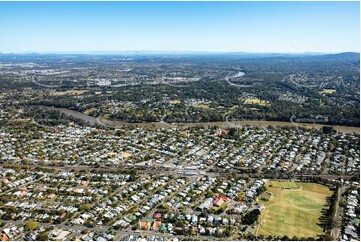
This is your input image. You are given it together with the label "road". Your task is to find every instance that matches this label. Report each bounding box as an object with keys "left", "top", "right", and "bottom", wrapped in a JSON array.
[
  {"left": 0, "top": 174, "right": 46, "bottom": 196},
  {"left": 31, "top": 75, "right": 60, "bottom": 88},
  {"left": 0, "top": 164, "right": 355, "bottom": 181},
  {"left": 0, "top": 218, "right": 221, "bottom": 241},
  {"left": 333, "top": 183, "right": 346, "bottom": 240}
]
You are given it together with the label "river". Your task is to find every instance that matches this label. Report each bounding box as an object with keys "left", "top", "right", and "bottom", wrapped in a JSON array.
[
  {"left": 232, "top": 71, "right": 246, "bottom": 78},
  {"left": 38, "top": 106, "right": 359, "bottom": 134}
]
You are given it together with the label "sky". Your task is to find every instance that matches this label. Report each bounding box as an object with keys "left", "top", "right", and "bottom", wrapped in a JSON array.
[{"left": 0, "top": 1, "right": 359, "bottom": 53}]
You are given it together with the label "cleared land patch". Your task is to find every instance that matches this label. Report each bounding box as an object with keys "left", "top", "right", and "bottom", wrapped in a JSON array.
[
  {"left": 50, "top": 90, "right": 89, "bottom": 96},
  {"left": 319, "top": 89, "right": 336, "bottom": 94},
  {"left": 269, "top": 180, "right": 300, "bottom": 189},
  {"left": 193, "top": 104, "right": 214, "bottom": 109},
  {"left": 244, "top": 97, "right": 269, "bottom": 106},
  {"left": 256, "top": 181, "right": 332, "bottom": 238},
  {"left": 121, "top": 152, "right": 133, "bottom": 158},
  {"left": 169, "top": 100, "right": 181, "bottom": 104}
]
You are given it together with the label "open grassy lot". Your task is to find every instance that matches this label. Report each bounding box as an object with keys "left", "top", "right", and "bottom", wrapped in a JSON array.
[
  {"left": 121, "top": 152, "right": 133, "bottom": 158},
  {"left": 255, "top": 181, "right": 332, "bottom": 238},
  {"left": 50, "top": 90, "right": 89, "bottom": 96},
  {"left": 259, "top": 191, "right": 272, "bottom": 201},
  {"left": 211, "top": 201, "right": 227, "bottom": 212},
  {"left": 169, "top": 100, "right": 181, "bottom": 104},
  {"left": 269, "top": 180, "right": 300, "bottom": 189},
  {"left": 319, "top": 89, "right": 336, "bottom": 94},
  {"left": 244, "top": 97, "right": 269, "bottom": 106},
  {"left": 193, "top": 104, "right": 213, "bottom": 109}
]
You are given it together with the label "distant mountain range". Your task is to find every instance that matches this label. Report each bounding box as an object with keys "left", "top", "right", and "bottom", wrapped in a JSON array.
[
  {"left": 301, "top": 52, "right": 360, "bottom": 61},
  {"left": 0, "top": 51, "right": 359, "bottom": 62},
  {"left": 0, "top": 50, "right": 359, "bottom": 56}
]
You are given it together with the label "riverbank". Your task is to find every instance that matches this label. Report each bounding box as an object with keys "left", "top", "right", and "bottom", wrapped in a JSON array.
[{"left": 38, "top": 106, "right": 360, "bottom": 134}]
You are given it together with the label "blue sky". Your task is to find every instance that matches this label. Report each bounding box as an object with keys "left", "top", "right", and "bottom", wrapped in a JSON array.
[{"left": 0, "top": 1, "right": 359, "bottom": 53}]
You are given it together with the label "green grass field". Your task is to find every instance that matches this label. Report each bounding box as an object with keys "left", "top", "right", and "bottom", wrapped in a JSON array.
[
  {"left": 211, "top": 201, "right": 227, "bottom": 212},
  {"left": 255, "top": 182, "right": 332, "bottom": 238},
  {"left": 269, "top": 180, "right": 300, "bottom": 189},
  {"left": 244, "top": 97, "right": 270, "bottom": 106},
  {"left": 193, "top": 104, "right": 213, "bottom": 109}
]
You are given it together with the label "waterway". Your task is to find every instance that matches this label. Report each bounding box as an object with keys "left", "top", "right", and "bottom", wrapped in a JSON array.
[
  {"left": 37, "top": 106, "right": 359, "bottom": 134},
  {"left": 232, "top": 71, "right": 246, "bottom": 78}
]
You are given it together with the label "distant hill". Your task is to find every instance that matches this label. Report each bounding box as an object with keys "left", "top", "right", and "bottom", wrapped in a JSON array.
[
  {"left": 294, "top": 52, "right": 360, "bottom": 62},
  {"left": 0, "top": 51, "right": 358, "bottom": 65},
  {"left": 236, "top": 52, "right": 360, "bottom": 63},
  {"left": 0, "top": 50, "right": 358, "bottom": 58},
  {"left": 306, "top": 52, "right": 360, "bottom": 62}
]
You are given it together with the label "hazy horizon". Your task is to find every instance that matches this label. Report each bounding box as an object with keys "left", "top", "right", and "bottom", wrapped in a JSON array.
[{"left": 0, "top": 50, "right": 360, "bottom": 56}]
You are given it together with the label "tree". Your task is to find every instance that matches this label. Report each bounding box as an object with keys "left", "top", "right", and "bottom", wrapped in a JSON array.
[
  {"left": 57, "top": 208, "right": 66, "bottom": 215},
  {"left": 37, "top": 232, "right": 49, "bottom": 241},
  {"left": 129, "top": 169, "right": 138, "bottom": 182},
  {"left": 266, "top": 235, "right": 274, "bottom": 240},
  {"left": 281, "top": 235, "right": 290, "bottom": 241},
  {"left": 224, "top": 228, "right": 231, "bottom": 237},
  {"left": 242, "top": 209, "right": 260, "bottom": 225},
  {"left": 79, "top": 204, "right": 90, "bottom": 212},
  {"left": 237, "top": 193, "right": 245, "bottom": 201},
  {"left": 322, "top": 126, "right": 333, "bottom": 134},
  {"left": 26, "top": 220, "right": 39, "bottom": 231}
]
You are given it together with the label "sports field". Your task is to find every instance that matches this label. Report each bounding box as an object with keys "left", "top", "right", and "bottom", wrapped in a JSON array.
[
  {"left": 255, "top": 181, "right": 332, "bottom": 238},
  {"left": 269, "top": 180, "right": 300, "bottom": 189}
]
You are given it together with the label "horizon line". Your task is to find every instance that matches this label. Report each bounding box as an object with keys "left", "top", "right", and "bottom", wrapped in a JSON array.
[{"left": 1, "top": 50, "right": 360, "bottom": 55}]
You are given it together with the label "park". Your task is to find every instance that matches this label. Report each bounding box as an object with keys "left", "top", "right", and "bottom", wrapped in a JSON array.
[{"left": 255, "top": 181, "right": 332, "bottom": 238}]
